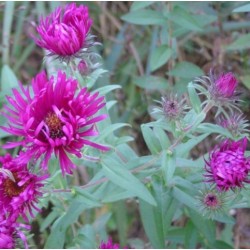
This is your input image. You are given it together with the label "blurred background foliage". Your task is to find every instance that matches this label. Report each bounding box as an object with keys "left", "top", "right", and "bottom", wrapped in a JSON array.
[{"left": 1, "top": 1, "right": 250, "bottom": 248}]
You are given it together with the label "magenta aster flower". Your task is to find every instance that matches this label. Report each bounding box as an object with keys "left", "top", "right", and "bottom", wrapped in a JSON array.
[
  {"left": 34, "top": 3, "right": 93, "bottom": 60},
  {"left": 1, "top": 71, "right": 109, "bottom": 175},
  {"left": 195, "top": 70, "right": 241, "bottom": 111},
  {"left": 204, "top": 137, "right": 250, "bottom": 191},
  {"left": 0, "top": 213, "right": 29, "bottom": 249},
  {"left": 215, "top": 72, "right": 238, "bottom": 98},
  {"left": 0, "top": 154, "right": 48, "bottom": 222},
  {"left": 99, "top": 238, "right": 123, "bottom": 249}
]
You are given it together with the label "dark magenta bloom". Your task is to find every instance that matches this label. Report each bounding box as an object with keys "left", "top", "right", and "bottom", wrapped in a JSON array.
[
  {"left": 34, "top": 3, "right": 92, "bottom": 58},
  {"left": 0, "top": 213, "right": 29, "bottom": 249},
  {"left": 205, "top": 137, "right": 250, "bottom": 191},
  {"left": 1, "top": 71, "right": 109, "bottom": 175},
  {"left": 215, "top": 72, "right": 238, "bottom": 98},
  {"left": 195, "top": 70, "right": 240, "bottom": 110},
  {"left": 99, "top": 238, "right": 123, "bottom": 249},
  {"left": 0, "top": 154, "right": 48, "bottom": 222}
]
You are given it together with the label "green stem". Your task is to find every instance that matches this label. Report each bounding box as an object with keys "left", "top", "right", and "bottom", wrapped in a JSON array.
[
  {"left": 52, "top": 154, "right": 160, "bottom": 193},
  {"left": 169, "top": 101, "right": 214, "bottom": 152}
]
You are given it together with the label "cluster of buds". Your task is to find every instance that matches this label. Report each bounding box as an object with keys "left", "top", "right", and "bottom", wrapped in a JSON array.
[{"left": 152, "top": 68, "right": 249, "bottom": 219}]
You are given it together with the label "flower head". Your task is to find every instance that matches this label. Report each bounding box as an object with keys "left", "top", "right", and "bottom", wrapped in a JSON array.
[
  {"left": 195, "top": 70, "right": 241, "bottom": 111},
  {"left": 0, "top": 213, "right": 29, "bottom": 249},
  {"left": 99, "top": 238, "right": 123, "bottom": 249},
  {"left": 34, "top": 3, "right": 93, "bottom": 60},
  {"left": 197, "top": 187, "right": 228, "bottom": 219},
  {"left": 152, "top": 93, "right": 187, "bottom": 121},
  {"left": 215, "top": 72, "right": 238, "bottom": 98},
  {"left": 217, "top": 112, "right": 249, "bottom": 138},
  {"left": 0, "top": 154, "right": 48, "bottom": 222},
  {"left": 1, "top": 71, "right": 109, "bottom": 175},
  {"left": 204, "top": 137, "right": 250, "bottom": 191}
]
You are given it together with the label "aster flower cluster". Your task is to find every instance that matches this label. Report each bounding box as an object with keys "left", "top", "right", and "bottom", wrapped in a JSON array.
[
  {"left": 194, "top": 71, "right": 250, "bottom": 217},
  {"left": 0, "top": 154, "right": 46, "bottom": 248},
  {"left": 0, "top": 3, "right": 110, "bottom": 248},
  {"left": 151, "top": 70, "right": 250, "bottom": 219}
]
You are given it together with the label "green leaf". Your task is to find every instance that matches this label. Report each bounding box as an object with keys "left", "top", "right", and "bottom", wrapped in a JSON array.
[
  {"left": 96, "top": 123, "right": 130, "bottom": 142},
  {"left": 233, "top": 3, "right": 250, "bottom": 12},
  {"left": 161, "top": 151, "right": 176, "bottom": 185},
  {"left": 102, "top": 159, "right": 156, "bottom": 206},
  {"left": 169, "top": 61, "right": 204, "bottom": 79},
  {"left": 94, "top": 84, "right": 121, "bottom": 96},
  {"left": 1, "top": 65, "right": 19, "bottom": 91},
  {"left": 86, "top": 68, "right": 108, "bottom": 88},
  {"left": 175, "top": 133, "right": 209, "bottom": 157},
  {"left": 12, "top": 1, "right": 29, "bottom": 57},
  {"left": 73, "top": 187, "right": 102, "bottom": 207},
  {"left": 77, "top": 225, "right": 96, "bottom": 249},
  {"left": 212, "top": 240, "right": 234, "bottom": 249},
  {"left": 184, "top": 220, "right": 198, "bottom": 248},
  {"left": 172, "top": 187, "right": 198, "bottom": 211},
  {"left": 187, "top": 81, "right": 202, "bottom": 113},
  {"left": 106, "top": 24, "right": 127, "bottom": 72},
  {"left": 139, "top": 199, "right": 165, "bottom": 248},
  {"left": 130, "top": 1, "right": 154, "bottom": 11},
  {"left": 166, "top": 227, "right": 185, "bottom": 244},
  {"left": 150, "top": 45, "right": 173, "bottom": 72},
  {"left": 106, "top": 100, "right": 117, "bottom": 110},
  {"left": 121, "top": 10, "right": 166, "bottom": 25},
  {"left": 197, "top": 123, "right": 232, "bottom": 138},
  {"left": 14, "top": 43, "right": 36, "bottom": 72},
  {"left": 153, "top": 126, "right": 171, "bottom": 149},
  {"left": 241, "top": 75, "right": 250, "bottom": 90},
  {"left": 114, "top": 201, "right": 128, "bottom": 246},
  {"left": 0, "top": 115, "right": 9, "bottom": 139},
  {"left": 226, "top": 34, "right": 250, "bottom": 51},
  {"left": 93, "top": 212, "right": 112, "bottom": 232},
  {"left": 134, "top": 75, "right": 169, "bottom": 90},
  {"left": 2, "top": 2, "right": 15, "bottom": 64},
  {"left": 188, "top": 209, "right": 216, "bottom": 246},
  {"left": 40, "top": 209, "right": 59, "bottom": 232},
  {"left": 141, "top": 124, "right": 162, "bottom": 154},
  {"left": 166, "top": 6, "right": 202, "bottom": 31},
  {"left": 44, "top": 215, "right": 66, "bottom": 248},
  {"left": 45, "top": 199, "right": 97, "bottom": 248}
]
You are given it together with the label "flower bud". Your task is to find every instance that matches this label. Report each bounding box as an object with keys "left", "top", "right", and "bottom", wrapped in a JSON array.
[{"left": 215, "top": 72, "right": 238, "bottom": 98}]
